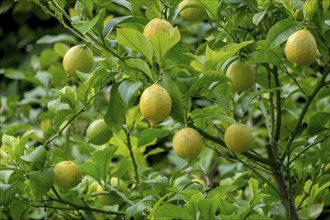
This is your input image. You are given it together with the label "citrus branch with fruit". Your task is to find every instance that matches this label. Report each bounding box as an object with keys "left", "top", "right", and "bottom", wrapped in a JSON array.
[{"left": 1, "top": 1, "right": 329, "bottom": 220}]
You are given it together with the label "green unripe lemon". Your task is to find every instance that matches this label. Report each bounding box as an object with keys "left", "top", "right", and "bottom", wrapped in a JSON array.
[
  {"left": 224, "top": 124, "right": 253, "bottom": 154},
  {"left": 53, "top": 161, "right": 82, "bottom": 189},
  {"left": 86, "top": 119, "right": 113, "bottom": 145},
  {"left": 96, "top": 177, "right": 128, "bottom": 206},
  {"left": 173, "top": 127, "right": 203, "bottom": 161},
  {"left": 280, "top": 109, "right": 298, "bottom": 138},
  {"left": 226, "top": 60, "right": 255, "bottom": 93},
  {"left": 140, "top": 84, "right": 172, "bottom": 126},
  {"left": 143, "top": 18, "right": 173, "bottom": 39},
  {"left": 285, "top": 29, "right": 317, "bottom": 67},
  {"left": 178, "top": 0, "right": 206, "bottom": 21},
  {"left": 63, "top": 45, "right": 93, "bottom": 76}
]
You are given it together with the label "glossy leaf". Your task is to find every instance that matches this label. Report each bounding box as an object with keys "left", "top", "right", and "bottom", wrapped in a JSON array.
[{"left": 29, "top": 168, "right": 54, "bottom": 201}]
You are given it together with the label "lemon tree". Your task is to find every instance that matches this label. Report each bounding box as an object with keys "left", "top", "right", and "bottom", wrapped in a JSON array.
[{"left": 1, "top": 1, "right": 329, "bottom": 220}]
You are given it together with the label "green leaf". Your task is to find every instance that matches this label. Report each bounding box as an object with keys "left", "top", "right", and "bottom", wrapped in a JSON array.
[
  {"left": 198, "top": 0, "right": 219, "bottom": 22},
  {"left": 29, "top": 168, "right": 54, "bottom": 201},
  {"left": 138, "top": 128, "right": 170, "bottom": 147},
  {"left": 192, "top": 108, "right": 238, "bottom": 124},
  {"left": 81, "top": 146, "right": 117, "bottom": 182},
  {"left": 36, "top": 34, "right": 77, "bottom": 44},
  {"left": 248, "top": 177, "right": 258, "bottom": 204},
  {"left": 155, "top": 204, "right": 192, "bottom": 219},
  {"left": 298, "top": 203, "right": 324, "bottom": 219},
  {"left": 307, "top": 112, "right": 330, "bottom": 135},
  {"left": 125, "top": 58, "right": 155, "bottom": 81},
  {"left": 126, "top": 196, "right": 155, "bottom": 219},
  {"left": 198, "top": 198, "right": 218, "bottom": 220},
  {"left": 117, "top": 28, "right": 153, "bottom": 64},
  {"left": 265, "top": 19, "right": 303, "bottom": 48},
  {"left": 105, "top": 84, "right": 125, "bottom": 133},
  {"left": 0, "top": 181, "right": 20, "bottom": 207},
  {"left": 160, "top": 73, "right": 185, "bottom": 123},
  {"left": 207, "top": 185, "right": 236, "bottom": 199},
  {"left": 188, "top": 70, "right": 227, "bottom": 96},
  {"left": 103, "top": 15, "right": 133, "bottom": 37},
  {"left": 78, "top": 0, "right": 93, "bottom": 18},
  {"left": 72, "top": 13, "right": 100, "bottom": 35},
  {"left": 218, "top": 198, "right": 238, "bottom": 215},
  {"left": 303, "top": 0, "right": 318, "bottom": 21},
  {"left": 15, "top": 130, "right": 35, "bottom": 160},
  {"left": 118, "top": 80, "right": 142, "bottom": 107},
  {"left": 148, "top": 192, "right": 174, "bottom": 220},
  {"left": 20, "top": 145, "right": 47, "bottom": 170},
  {"left": 77, "top": 67, "right": 114, "bottom": 104},
  {"left": 150, "top": 27, "right": 181, "bottom": 66},
  {"left": 9, "top": 199, "right": 30, "bottom": 220},
  {"left": 253, "top": 10, "right": 267, "bottom": 25}
]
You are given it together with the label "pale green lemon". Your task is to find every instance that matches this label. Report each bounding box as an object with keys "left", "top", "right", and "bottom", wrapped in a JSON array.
[
  {"left": 224, "top": 124, "right": 253, "bottom": 154},
  {"left": 86, "top": 119, "right": 113, "bottom": 145},
  {"left": 53, "top": 161, "right": 82, "bottom": 189},
  {"left": 226, "top": 60, "right": 255, "bottom": 93},
  {"left": 63, "top": 45, "right": 93, "bottom": 76},
  {"left": 178, "top": 0, "right": 206, "bottom": 21},
  {"left": 143, "top": 18, "right": 173, "bottom": 39}
]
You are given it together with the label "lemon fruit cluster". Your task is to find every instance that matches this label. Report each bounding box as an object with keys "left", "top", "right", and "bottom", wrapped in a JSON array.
[
  {"left": 95, "top": 177, "right": 128, "bottom": 206},
  {"left": 63, "top": 45, "right": 93, "bottom": 77},
  {"left": 140, "top": 84, "right": 172, "bottom": 126},
  {"left": 226, "top": 60, "right": 255, "bottom": 93},
  {"left": 53, "top": 161, "right": 82, "bottom": 189},
  {"left": 178, "top": 0, "right": 206, "bottom": 21},
  {"left": 224, "top": 124, "right": 253, "bottom": 154},
  {"left": 173, "top": 127, "right": 203, "bottom": 161},
  {"left": 285, "top": 29, "right": 317, "bottom": 67},
  {"left": 143, "top": 18, "right": 173, "bottom": 39},
  {"left": 86, "top": 119, "right": 113, "bottom": 145}
]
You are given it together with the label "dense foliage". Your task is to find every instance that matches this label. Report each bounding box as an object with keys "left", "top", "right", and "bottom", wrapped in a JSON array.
[{"left": 1, "top": 0, "right": 329, "bottom": 219}]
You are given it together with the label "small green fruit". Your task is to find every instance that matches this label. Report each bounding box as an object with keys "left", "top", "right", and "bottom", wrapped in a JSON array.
[
  {"left": 86, "top": 119, "right": 113, "bottom": 145},
  {"left": 63, "top": 45, "right": 93, "bottom": 76},
  {"left": 226, "top": 60, "right": 255, "bottom": 93},
  {"left": 53, "top": 161, "right": 82, "bottom": 189},
  {"left": 178, "top": 0, "right": 206, "bottom": 21}
]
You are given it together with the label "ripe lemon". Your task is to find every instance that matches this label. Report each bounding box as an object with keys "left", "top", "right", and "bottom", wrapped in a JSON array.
[
  {"left": 95, "top": 177, "right": 128, "bottom": 206},
  {"left": 226, "top": 60, "right": 255, "bottom": 93},
  {"left": 172, "top": 127, "right": 203, "bottom": 161},
  {"left": 285, "top": 29, "right": 317, "bottom": 67},
  {"left": 86, "top": 119, "right": 113, "bottom": 145},
  {"left": 178, "top": 0, "right": 206, "bottom": 21},
  {"left": 62, "top": 44, "right": 93, "bottom": 76},
  {"left": 224, "top": 124, "right": 253, "bottom": 154},
  {"left": 139, "top": 84, "right": 172, "bottom": 126},
  {"left": 143, "top": 18, "right": 173, "bottom": 39},
  {"left": 53, "top": 161, "right": 82, "bottom": 189}
]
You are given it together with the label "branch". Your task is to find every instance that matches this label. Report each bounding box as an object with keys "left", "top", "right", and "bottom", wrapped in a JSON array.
[{"left": 188, "top": 122, "right": 271, "bottom": 165}]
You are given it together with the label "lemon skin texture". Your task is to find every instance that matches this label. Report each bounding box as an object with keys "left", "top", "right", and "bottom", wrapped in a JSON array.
[
  {"left": 143, "top": 18, "right": 173, "bottom": 39},
  {"left": 63, "top": 45, "right": 93, "bottom": 76},
  {"left": 173, "top": 127, "right": 203, "bottom": 161},
  {"left": 285, "top": 29, "right": 317, "bottom": 67},
  {"left": 53, "top": 161, "right": 82, "bottom": 189},
  {"left": 178, "top": 0, "right": 206, "bottom": 21},
  {"left": 96, "top": 177, "right": 128, "bottom": 206},
  {"left": 224, "top": 124, "right": 253, "bottom": 154},
  {"left": 86, "top": 119, "right": 113, "bottom": 145},
  {"left": 226, "top": 60, "right": 255, "bottom": 93},
  {"left": 139, "top": 84, "right": 172, "bottom": 126}
]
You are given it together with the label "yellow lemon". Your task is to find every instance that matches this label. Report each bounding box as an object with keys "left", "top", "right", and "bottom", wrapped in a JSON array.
[
  {"left": 143, "top": 18, "right": 173, "bottom": 39},
  {"left": 86, "top": 119, "right": 113, "bottom": 145},
  {"left": 62, "top": 45, "right": 93, "bottom": 76},
  {"left": 226, "top": 60, "right": 255, "bottom": 93},
  {"left": 139, "top": 84, "right": 172, "bottom": 126},
  {"left": 173, "top": 127, "right": 203, "bottom": 161},
  {"left": 178, "top": 0, "right": 206, "bottom": 21},
  {"left": 53, "top": 161, "right": 82, "bottom": 189},
  {"left": 285, "top": 29, "right": 317, "bottom": 67},
  {"left": 224, "top": 124, "right": 253, "bottom": 154}
]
